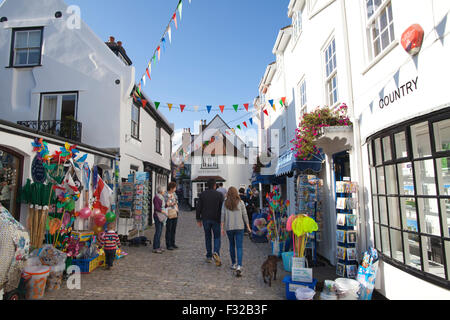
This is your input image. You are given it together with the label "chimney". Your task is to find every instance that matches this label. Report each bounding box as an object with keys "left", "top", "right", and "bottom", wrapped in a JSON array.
[
  {"left": 109, "top": 36, "right": 115, "bottom": 43},
  {"left": 182, "top": 128, "right": 192, "bottom": 151}
]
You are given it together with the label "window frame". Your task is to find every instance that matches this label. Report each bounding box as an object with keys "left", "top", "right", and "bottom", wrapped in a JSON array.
[
  {"left": 292, "top": 10, "right": 303, "bottom": 40},
  {"left": 155, "top": 123, "right": 162, "bottom": 155},
  {"left": 39, "top": 92, "right": 79, "bottom": 122},
  {"left": 323, "top": 37, "right": 339, "bottom": 107},
  {"left": 365, "top": 0, "right": 395, "bottom": 61},
  {"left": 368, "top": 107, "right": 450, "bottom": 289},
  {"left": 299, "top": 78, "right": 307, "bottom": 116},
  {"left": 201, "top": 156, "right": 218, "bottom": 170},
  {"left": 131, "top": 103, "right": 140, "bottom": 140},
  {"left": 10, "top": 27, "right": 44, "bottom": 68}
]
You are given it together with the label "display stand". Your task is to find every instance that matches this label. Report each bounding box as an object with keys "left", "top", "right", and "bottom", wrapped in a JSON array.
[
  {"left": 133, "top": 172, "right": 150, "bottom": 236},
  {"left": 296, "top": 175, "right": 323, "bottom": 266},
  {"left": 117, "top": 181, "right": 134, "bottom": 237},
  {"left": 335, "top": 180, "right": 358, "bottom": 278}
]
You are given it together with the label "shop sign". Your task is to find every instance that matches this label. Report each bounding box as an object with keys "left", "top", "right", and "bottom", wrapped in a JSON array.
[
  {"left": 379, "top": 76, "right": 418, "bottom": 109},
  {"left": 31, "top": 155, "right": 46, "bottom": 183}
]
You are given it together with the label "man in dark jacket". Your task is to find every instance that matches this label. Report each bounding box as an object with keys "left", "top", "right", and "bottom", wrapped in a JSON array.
[{"left": 196, "top": 179, "right": 224, "bottom": 266}]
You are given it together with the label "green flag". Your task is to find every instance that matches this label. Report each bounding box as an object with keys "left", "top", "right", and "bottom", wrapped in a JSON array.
[
  {"left": 155, "top": 102, "right": 160, "bottom": 110},
  {"left": 233, "top": 104, "right": 239, "bottom": 112},
  {"left": 237, "top": 125, "right": 241, "bottom": 130}
]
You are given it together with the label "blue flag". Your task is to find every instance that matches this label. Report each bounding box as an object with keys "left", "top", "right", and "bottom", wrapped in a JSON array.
[{"left": 206, "top": 105, "right": 212, "bottom": 113}]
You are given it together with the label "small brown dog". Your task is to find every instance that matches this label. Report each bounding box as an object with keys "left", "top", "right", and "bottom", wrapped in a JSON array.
[{"left": 261, "top": 255, "right": 278, "bottom": 287}]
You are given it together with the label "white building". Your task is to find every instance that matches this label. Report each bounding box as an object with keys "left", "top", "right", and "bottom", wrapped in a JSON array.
[
  {"left": 257, "top": 0, "right": 450, "bottom": 299},
  {"left": 0, "top": 0, "right": 173, "bottom": 224},
  {"left": 176, "top": 116, "right": 256, "bottom": 208}
]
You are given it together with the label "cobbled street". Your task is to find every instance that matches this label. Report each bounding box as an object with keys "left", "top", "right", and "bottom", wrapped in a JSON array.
[{"left": 45, "top": 210, "right": 293, "bottom": 300}]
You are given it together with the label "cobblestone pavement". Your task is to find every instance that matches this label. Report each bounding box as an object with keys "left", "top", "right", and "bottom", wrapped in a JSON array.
[{"left": 44, "top": 210, "right": 337, "bottom": 300}]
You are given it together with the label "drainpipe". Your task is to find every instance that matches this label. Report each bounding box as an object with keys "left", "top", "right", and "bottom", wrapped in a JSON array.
[{"left": 340, "top": 0, "right": 369, "bottom": 253}]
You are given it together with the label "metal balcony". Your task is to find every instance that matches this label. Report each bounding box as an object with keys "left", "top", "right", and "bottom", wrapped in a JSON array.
[{"left": 17, "top": 120, "right": 82, "bottom": 142}]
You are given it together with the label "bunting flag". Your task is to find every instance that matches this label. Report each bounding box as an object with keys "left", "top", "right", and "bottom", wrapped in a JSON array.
[
  {"left": 167, "top": 26, "right": 172, "bottom": 43},
  {"left": 178, "top": 0, "right": 183, "bottom": 20},
  {"left": 173, "top": 13, "right": 178, "bottom": 29},
  {"left": 142, "top": 75, "right": 146, "bottom": 86},
  {"left": 155, "top": 102, "right": 160, "bottom": 110},
  {"left": 249, "top": 118, "right": 253, "bottom": 125},
  {"left": 263, "top": 109, "right": 269, "bottom": 116},
  {"left": 243, "top": 122, "right": 248, "bottom": 128},
  {"left": 161, "top": 37, "right": 166, "bottom": 52},
  {"left": 194, "top": 105, "right": 199, "bottom": 112},
  {"left": 281, "top": 97, "right": 286, "bottom": 106},
  {"left": 244, "top": 103, "right": 249, "bottom": 111},
  {"left": 207, "top": 105, "right": 212, "bottom": 113},
  {"left": 237, "top": 125, "right": 241, "bottom": 130},
  {"left": 146, "top": 68, "right": 151, "bottom": 80},
  {"left": 233, "top": 104, "right": 239, "bottom": 112},
  {"left": 219, "top": 105, "right": 225, "bottom": 113},
  {"left": 157, "top": 46, "right": 161, "bottom": 60},
  {"left": 180, "top": 104, "right": 186, "bottom": 112},
  {"left": 168, "top": 103, "right": 173, "bottom": 111}
]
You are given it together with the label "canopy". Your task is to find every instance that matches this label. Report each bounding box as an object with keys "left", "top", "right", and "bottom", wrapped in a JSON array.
[
  {"left": 251, "top": 173, "right": 285, "bottom": 186},
  {"left": 275, "top": 149, "right": 325, "bottom": 177}
]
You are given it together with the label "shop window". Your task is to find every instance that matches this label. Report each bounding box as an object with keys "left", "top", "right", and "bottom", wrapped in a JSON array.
[
  {"left": 368, "top": 108, "right": 450, "bottom": 287},
  {"left": 366, "top": 0, "right": 395, "bottom": 60},
  {"left": 0, "top": 148, "right": 22, "bottom": 220},
  {"left": 10, "top": 27, "right": 43, "bottom": 67}
]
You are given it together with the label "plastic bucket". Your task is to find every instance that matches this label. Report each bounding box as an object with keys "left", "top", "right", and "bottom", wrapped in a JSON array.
[
  {"left": 335, "top": 278, "right": 360, "bottom": 300},
  {"left": 46, "top": 262, "right": 66, "bottom": 292},
  {"left": 295, "top": 287, "right": 316, "bottom": 300},
  {"left": 320, "top": 291, "right": 338, "bottom": 300},
  {"left": 23, "top": 266, "right": 50, "bottom": 300},
  {"left": 282, "top": 251, "right": 294, "bottom": 272}
]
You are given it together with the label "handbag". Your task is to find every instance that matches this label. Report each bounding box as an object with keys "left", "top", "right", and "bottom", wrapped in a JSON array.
[
  {"left": 167, "top": 208, "right": 178, "bottom": 219},
  {"left": 156, "top": 210, "right": 168, "bottom": 223}
]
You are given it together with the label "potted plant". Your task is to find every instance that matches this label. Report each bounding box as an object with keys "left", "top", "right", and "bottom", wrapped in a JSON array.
[{"left": 290, "top": 104, "right": 352, "bottom": 160}]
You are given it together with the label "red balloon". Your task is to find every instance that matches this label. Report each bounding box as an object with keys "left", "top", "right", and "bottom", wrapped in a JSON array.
[
  {"left": 94, "top": 214, "right": 106, "bottom": 227},
  {"left": 79, "top": 207, "right": 92, "bottom": 219}
]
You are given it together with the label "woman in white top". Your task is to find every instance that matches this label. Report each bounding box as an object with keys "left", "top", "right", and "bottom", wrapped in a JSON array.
[{"left": 221, "top": 187, "right": 252, "bottom": 276}]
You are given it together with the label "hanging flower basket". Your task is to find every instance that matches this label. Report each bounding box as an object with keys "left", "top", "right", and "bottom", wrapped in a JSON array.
[{"left": 290, "top": 104, "right": 352, "bottom": 160}]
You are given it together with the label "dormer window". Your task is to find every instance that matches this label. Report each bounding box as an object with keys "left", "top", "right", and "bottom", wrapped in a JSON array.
[{"left": 10, "top": 27, "right": 43, "bottom": 67}]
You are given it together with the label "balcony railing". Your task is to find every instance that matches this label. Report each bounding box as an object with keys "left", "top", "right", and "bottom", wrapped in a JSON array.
[{"left": 17, "top": 120, "right": 82, "bottom": 142}]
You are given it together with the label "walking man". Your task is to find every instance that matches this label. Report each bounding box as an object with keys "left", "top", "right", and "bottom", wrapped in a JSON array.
[
  {"left": 216, "top": 183, "right": 228, "bottom": 199},
  {"left": 196, "top": 179, "right": 224, "bottom": 266}
]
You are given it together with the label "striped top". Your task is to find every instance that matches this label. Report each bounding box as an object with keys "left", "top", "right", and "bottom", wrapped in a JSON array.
[{"left": 100, "top": 231, "right": 121, "bottom": 251}]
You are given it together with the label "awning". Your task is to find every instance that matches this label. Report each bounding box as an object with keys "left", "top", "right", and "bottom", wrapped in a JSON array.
[
  {"left": 251, "top": 173, "right": 285, "bottom": 186},
  {"left": 275, "top": 149, "right": 325, "bottom": 176},
  {"left": 192, "top": 176, "right": 226, "bottom": 183}
]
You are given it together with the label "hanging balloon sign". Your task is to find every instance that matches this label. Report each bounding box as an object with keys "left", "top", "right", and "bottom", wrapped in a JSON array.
[{"left": 401, "top": 24, "right": 424, "bottom": 56}]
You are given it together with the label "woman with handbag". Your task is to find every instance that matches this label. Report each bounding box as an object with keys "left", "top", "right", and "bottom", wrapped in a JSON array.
[
  {"left": 165, "top": 182, "right": 179, "bottom": 250},
  {"left": 153, "top": 186, "right": 168, "bottom": 254}
]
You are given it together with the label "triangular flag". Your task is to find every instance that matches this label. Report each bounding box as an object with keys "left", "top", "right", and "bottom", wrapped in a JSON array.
[
  {"left": 194, "top": 105, "right": 199, "bottom": 112},
  {"left": 281, "top": 97, "right": 286, "bottom": 106},
  {"left": 233, "top": 104, "right": 239, "bottom": 112},
  {"left": 231, "top": 128, "right": 236, "bottom": 134},
  {"left": 168, "top": 103, "right": 173, "bottom": 111},
  {"left": 269, "top": 99, "right": 274, "bottom": 107},
  {"left": 180, "top": 104, "right": 186, "bottom": 112},
  {"left": 207, "top": 105, "right": 212, "bottom": 113},
  {"left": 249, "top": 118, "right": 253, "bottom": 125},
  {"left": 173, "top": 13, "right": 178, "bottom": 29},
  {"left": 219, "top": 105, "right": 225, "bottom": 113},
  {"left": 237, "top": 125, "right": 241, "bottom": 130},
  {"left": 167, "top": 26, "right": 172, "bottom": 43},
  {"left": 146, "top": 68, "right": 151, "bottom": 80},
  {"left": 161, "top": 38, "right": 166, "bottom": 52},
  {"left": 155, "top": 102, "right": 160, "bottom": 110},
  {"left": 142, "top": 99, "right": 148, "bottom": 108},
  {"left": 178, "top": 0, "right": 183, "bottom": 20},
  {"left": 142, "top": 75, "right": 146, "bottom": 86},
  {"left": 243, "top": 122, "right": 248, "bottom": 128},
  {"left": 244, "top": 103, "right": 249, "bottom": 111},
  {"left": 272, "top": 103, "right": 276, "bottom": 111},
  {"left": 153, "top": 55, "right": 156, "bottom": 63},
  {"left": 137, "top": 83, "right": 142, "bottom": 96},
  {"left": 157, "top": 46, "right": 161, "bottom": 60},
  {"left": 263, "top": 109, "right": 269, "bottom": 116}
]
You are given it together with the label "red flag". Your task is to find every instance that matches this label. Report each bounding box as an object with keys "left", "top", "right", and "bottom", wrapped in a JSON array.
[
  {"left": 180, "top": 104, "right": 186, "bottom": 112},
  {"left": 219, "top": 105, "right": 225, "bottom": 113},
  {"left": 281, "top": 97, "right": 286, "bottom": 105},
  {"left": 244, "top": 103, "right": 249, "bottom": 111},
  {"left": 142, "top": 99, "right": 148, "bottom": 108},
  {"left": 173, "top": 13, "right": 178, "bottom": 29},
  {"left": 146, "top": 68, "right": 151, "bottom": 80},
  {"left": 263, "top": 109, "right": 269, "bottom": 116},
  {"left": 243, "top": 122, "right": 248, "bottom": 128}
]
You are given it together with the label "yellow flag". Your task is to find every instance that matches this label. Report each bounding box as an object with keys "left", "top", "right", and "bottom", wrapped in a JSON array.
[{"left": 168, "top": 103, "right": 173, "bottom": 111}]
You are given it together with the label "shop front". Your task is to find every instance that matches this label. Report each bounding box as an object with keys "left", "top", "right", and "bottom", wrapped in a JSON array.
[{"left": 0, "top": 147, "right": 23, "bottom": 221}]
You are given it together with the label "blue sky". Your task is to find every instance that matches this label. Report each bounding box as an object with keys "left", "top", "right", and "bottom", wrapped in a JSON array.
[{"left": 67, "top": 0, "right": 291, "bottom": 146}]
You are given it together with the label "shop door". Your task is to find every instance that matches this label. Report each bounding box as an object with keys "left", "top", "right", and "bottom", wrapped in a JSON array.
[{"left": 0, "top": 147, "right": 23, "bottom": 220}]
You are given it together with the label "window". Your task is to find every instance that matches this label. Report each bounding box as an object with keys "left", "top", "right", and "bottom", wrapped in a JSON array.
[
  {"left": 366, "top": 0, "right": 395, "bottom": 60},
  {"left": 281, "top": 127, "right": 287, "bottom": 146},
  {"left": 40, "top": 93, "right": 78, "bottom": 122},
  {"left": 299, "top": 79, "right": 307, "bottom": 116},
  {"left": 276, "top": 54, "right": 284, "bottom": 76},
  {"left": 293, "top": 11, "right": 302, "bottom": 39},
  {"left": 368, "top": 108, "right": 450, "bottom": 288},
  {"left": 324, "top": 38, "right": 338, "bottom": 106},
  {"left": 10, "top": 27, "right": 43, "bottom": 67},
  {"left": 131, "top": 104, "right": 140, "bottom": 139},
  {"left": 201, "top": 156, "right": 218, "bottom": 169},
  {"left": 156, "top": 124, "right": 161, "bottom": 154}
]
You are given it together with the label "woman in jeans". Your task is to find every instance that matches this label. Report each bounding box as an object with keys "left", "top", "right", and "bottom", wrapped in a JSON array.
[
  {"left": 221, "top": 187, "right": 252, "bottom": 276},
  {"left": 164, "top": 182, "right": 179, "bottom": 250},
  {"left": 152, "top": 186, "right": 167, "bottom": 254}
]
